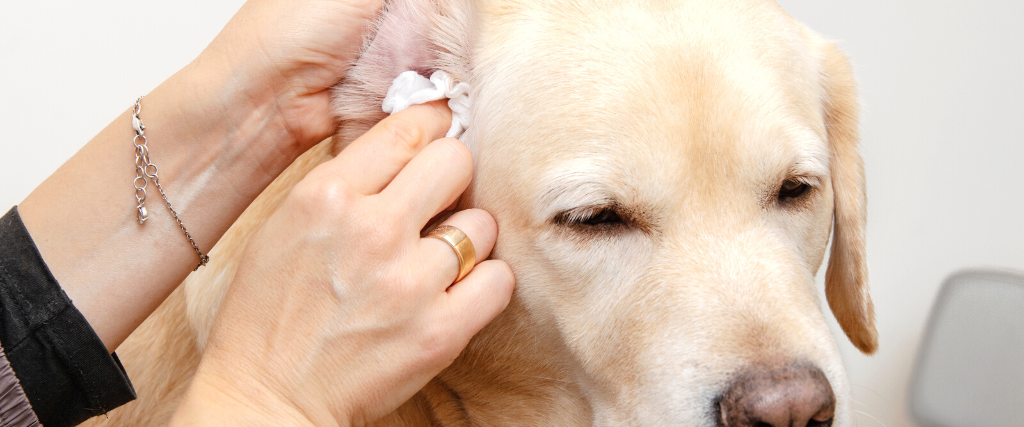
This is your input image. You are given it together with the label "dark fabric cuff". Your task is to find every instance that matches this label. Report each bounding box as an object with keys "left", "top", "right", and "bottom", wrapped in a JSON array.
[
  {"left": 0, "top": 207, "right": 136, "bottom": 426},
  {"left": 0, "top": 344, "right": 40, "bottom": 427}
]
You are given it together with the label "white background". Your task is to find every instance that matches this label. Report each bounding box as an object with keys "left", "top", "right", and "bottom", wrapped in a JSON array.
[{"left": 2, "top": 2, "right": 1022, "bottom": 426}]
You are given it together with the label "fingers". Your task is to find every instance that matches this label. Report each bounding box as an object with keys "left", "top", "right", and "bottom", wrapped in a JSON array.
[
  {"left": 443, "top": 260, "right": 515, "bottom": 341},
  {"left": 330, "top": 101, "right": 453, "bottom": 195},
  {"left": 381, "top": 137, "right": 473, "bottom": 227},
  {"left": 420, "top": 209, "right": 497, "bottom": 288}
]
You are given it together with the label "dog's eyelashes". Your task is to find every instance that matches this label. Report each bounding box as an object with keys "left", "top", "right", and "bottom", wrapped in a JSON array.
[
  {"left": 777, "top": 179, "right": 811, "bottom": 201},
  {"left": 554, "top": 206, "right": 627, "bottom": 230},
  {"left": 579, "top": 208, "right": 622, "bottom": 225}
]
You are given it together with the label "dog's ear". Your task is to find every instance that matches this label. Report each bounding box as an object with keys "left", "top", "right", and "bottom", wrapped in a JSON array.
[
  {"left": 821, "top": 43, "right": 877, "bottom": 354},
  {"left": 331, "top": 0, "right": 472, "bottom": 153}
]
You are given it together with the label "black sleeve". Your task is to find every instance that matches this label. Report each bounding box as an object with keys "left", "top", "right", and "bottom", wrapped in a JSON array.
[{"left": 0, "top": 207, "right": 136, "bottom": 426}]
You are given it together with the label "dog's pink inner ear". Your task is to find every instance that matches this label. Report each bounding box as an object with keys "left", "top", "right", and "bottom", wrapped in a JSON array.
[
  {"left": 366, "top": 0, "right": 442, "bottom": 75},
  {"left": 330, "top": 0, "right": 447, "bottom": 152}
]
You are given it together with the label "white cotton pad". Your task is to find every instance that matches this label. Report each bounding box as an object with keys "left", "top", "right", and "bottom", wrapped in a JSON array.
[{"left": 382, "top": 70, "right": 471, "bottom": 139}]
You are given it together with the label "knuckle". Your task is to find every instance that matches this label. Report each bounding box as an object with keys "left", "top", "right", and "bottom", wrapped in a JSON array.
[
  {"left": 290, "top": 175, "right": 353, "bottom": 217},
  {"left": 420, "top": 324, "right": 460, "bottom": 365},
  {"left": 380, "top": 117, "right": 427, "bottom": 155}
]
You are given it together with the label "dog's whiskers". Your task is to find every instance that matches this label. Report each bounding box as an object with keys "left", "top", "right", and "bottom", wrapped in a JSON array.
[
  {"left": 851, "top": 384, "right": 887, "bottom": 401},
  {"left": 851, "top": 409, "right": 887, "bottom": 427}
]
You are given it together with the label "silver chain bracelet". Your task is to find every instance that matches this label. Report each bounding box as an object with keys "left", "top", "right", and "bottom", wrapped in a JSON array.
[{"left": 132, "top": 96, "right": 209, "bottom": 271}]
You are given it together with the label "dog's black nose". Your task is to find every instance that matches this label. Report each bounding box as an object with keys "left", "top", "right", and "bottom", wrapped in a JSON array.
[{"left": 717, "top": 362, "right": 835, "bottom": 427}]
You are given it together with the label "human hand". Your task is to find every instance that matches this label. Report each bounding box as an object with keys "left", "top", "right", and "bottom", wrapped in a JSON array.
[
  {"left": 168, "top": 101, "right": 515, "bottom": 427},
  {"left": 142, "top": 0, "right": 390, "bottom": 196},
  {"left": 193, "top": 0, "right": 384, "bottom": 150}
]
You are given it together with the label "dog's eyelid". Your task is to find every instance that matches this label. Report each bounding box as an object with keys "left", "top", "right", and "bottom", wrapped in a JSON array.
[
  {"left": 553, "top": 204, "right": 621, "bottom": 224},
  {"left": 787, "top": 175, "right": 821, "bottom": 188},
  {"left": 553, "top": 202, "right": 654, "bottom": 233}
]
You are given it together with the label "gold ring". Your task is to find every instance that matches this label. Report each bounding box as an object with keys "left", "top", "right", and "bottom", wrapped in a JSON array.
[{"left": 426, "top": 225, "right": 476, "bottom": 283}]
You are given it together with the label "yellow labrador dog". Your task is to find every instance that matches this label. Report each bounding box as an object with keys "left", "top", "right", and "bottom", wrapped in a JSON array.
[{"left": 86, "top": 0, "right": 876, "bottom": 425}]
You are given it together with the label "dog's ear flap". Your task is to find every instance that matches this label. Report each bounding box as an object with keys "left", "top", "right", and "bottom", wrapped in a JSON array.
[
  {"left": 821, "top": 43, "right": 878, "bottom": 355},
  {"left": 331, "top": 0, "right": 472, "bottom": 153}
]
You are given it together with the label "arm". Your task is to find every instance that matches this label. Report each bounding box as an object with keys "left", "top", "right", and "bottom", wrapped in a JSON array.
[
  {"left": 17, "top": 2, "right": 516, "bottom": 424},
  {"left": 18, "top": 0, "right": 384, "bottom": 352}
]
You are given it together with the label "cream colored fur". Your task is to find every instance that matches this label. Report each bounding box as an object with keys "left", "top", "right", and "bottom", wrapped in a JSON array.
[{"left": 83, "top": 0, "right": 874, "bottom": 425}]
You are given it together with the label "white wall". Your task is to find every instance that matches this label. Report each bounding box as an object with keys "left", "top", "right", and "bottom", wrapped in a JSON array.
[
  {"left": 2, "top": 2, "right": 1022, "bottom": 427},
  {"left": 0, "top": 1, "right": 245, "bottom": 206}
]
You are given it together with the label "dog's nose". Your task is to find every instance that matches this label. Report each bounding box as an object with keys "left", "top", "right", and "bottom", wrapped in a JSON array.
[{"left": 717, "top": 363, "right": 836, "bottom": 427}]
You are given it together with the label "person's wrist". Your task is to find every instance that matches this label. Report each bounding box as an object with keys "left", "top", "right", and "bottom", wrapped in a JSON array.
[
  {"left": 173, "top": 360, "right": 340, "bottom": 427},
  {"left": 144, "top": 55, "right": 305, "bottom": 197}
]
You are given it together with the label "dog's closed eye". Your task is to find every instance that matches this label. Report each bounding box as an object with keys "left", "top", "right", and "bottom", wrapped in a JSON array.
[
  {"left": 554, "top": 205, "right": 629, "bottom": 233},
  {"left": 576, "top": 208, "right": 623, "bottom": 226}
]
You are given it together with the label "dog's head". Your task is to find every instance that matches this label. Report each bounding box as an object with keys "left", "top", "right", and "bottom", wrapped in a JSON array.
[{"left": 332, "top": 0, "right": 875, "bottom": 425}]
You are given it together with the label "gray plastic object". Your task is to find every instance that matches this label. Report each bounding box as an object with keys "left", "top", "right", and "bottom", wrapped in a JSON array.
[{"left": 909, "top": 269, "right": 1024, "bottom": 427}]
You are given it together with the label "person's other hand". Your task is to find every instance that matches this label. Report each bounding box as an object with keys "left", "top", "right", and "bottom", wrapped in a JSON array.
[
  {"left": 169, "top": 101, "right": 515, "bottom": 426},
  {"left": 197, "top": 0, "right": 384, "bottom": 147},
  {"left": 161, "top": 0, "right": 388, "bottom": 189}
]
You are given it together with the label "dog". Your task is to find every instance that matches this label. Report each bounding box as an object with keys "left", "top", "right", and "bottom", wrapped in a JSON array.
[{"left": 83, "top": 0, "right": 875, "bottom": 425}]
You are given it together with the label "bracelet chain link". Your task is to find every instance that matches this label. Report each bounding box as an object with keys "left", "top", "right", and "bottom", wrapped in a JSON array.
[{"left": 132, "top": 96, "right": 209, "bottom": 271}]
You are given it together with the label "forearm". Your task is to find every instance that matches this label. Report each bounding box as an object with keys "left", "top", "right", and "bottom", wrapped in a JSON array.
[{"left": 18, "top": 59, "right": 307, "bottom": 352}]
